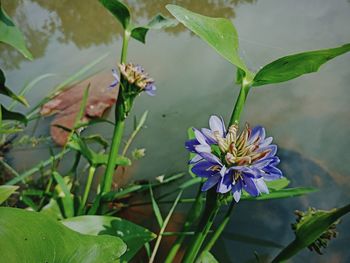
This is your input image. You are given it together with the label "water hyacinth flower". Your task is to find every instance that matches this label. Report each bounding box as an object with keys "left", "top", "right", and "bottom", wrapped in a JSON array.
[
  {"left": 118, "top": 63, "right": 156, "bottom": 96},
  {"left": 186, "top": 115, "right": 283, "bottom": 202}
]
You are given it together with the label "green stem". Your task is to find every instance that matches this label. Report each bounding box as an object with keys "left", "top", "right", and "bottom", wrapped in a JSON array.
[
  {"left": 271, "top": 239, "right": 299, "bottom": 263},
  {"left": 164, "top": 185, "right": 204, "bottom": 263},
  {"left": 80, "top": 165, "right": 96, "bottom": 214},
  {"left": 100, "top": 29, "right": 130, "bottom": 195},
  {"left": 229, "top": 82, "right": 251, "bottom": 126},
  {"left": 182, "top": 189, "right": 220, "bottom": 263},
  {"left": 149, "top": 190, "right": 183, "bottom": 263},
  {"left": 101, "top": 116, "right": 125, "bottom": 193},
  {"left": 203, "top": 201, "right": 235, "bottom": 252}
]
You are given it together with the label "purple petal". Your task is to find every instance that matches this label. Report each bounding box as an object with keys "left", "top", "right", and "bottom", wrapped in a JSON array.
[
  {"left": 242, "top": 176, "right": 259, "bottom": 197},
  {"left": 191, "top": 161, "right": 218, "bottom": 178},
  {"left": 194, "top": 129, "right": 208, "bottom": 146},
  {"left": 185, "top": 139, "right": 198, "bottom": 152},
  {"left": 209, "top": 115, "right": 226, "bottom": 137},
  {"left": 145, "top": 83, "right": 156, "bottom": 96},
  {"left": 255, "top": 178, "right": 269, "bottom": 194},
  {"left": 231, "top": 181, "right": 242, "bottom": 202},
  {"left": 201, "top": 128, "right": 216, "bottom": 144},
  {"left": 194, "top": 144, "right": 212, "bottom": 154},
  {"left": 189, "top": 154, "right": 203, "bottom": 164},
  {"left": 199, "top": 152, "right": 222, "bottom": 165},
  {"left": 202, "top": 174, "right": 221, "bottom": 191},
  {"left": 217, "top": 169, "right": 232, "bottom": 193}
]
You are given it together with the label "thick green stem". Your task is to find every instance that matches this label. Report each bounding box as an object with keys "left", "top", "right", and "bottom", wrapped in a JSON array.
[
  {"left": 100, "top": 30, "right": 130, "bottom": 194},
  {"left": 80, "top": 165, "right": 96, "bottom": 213},
  {"left": 182, "top": 189, "right": 220, "bottom": 263},
  {"left": 101, "top": 116, "right": 125, "bottom": 193},
  {"left": 229, "top": 82, "right": 251, "bottom": 126},
  {"left": 203, "top": 201, "right": 235, "bottom": 252}
]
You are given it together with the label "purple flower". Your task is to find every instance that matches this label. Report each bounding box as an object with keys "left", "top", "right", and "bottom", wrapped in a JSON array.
[
  {"left": 118, "top": 63, "right": 156, "bottom": 96},
  {"left": 186, "top": 115, "right": 283, "bottom": 202},
  {"left": 109, "top": 68, "right": 120, "bottom": 88}
]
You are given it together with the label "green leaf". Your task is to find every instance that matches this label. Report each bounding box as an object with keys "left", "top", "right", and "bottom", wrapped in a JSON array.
[
  {"left": 242, "top": 187, "right": 317, "bottom": 201},
  {"left": 196, "top": 251, "right": 218, "bottom": 263},
  {"left": 0, "top": 207, "right": 126, "bottom": 262},
  {"left": 131, "top": 14, "right": 177, "bottom": 43},
  {"left": 0, "top": 104, "right": 27, "bottom": 124},
  {"left": 62, "top": 215, "right": 156, "bottom": 262},
  {"left": 266, "top": 177, "right": 290, "bottom": 191},
  {"left": 99, "top": 0, "right": 131, "bottom": 29},
  {"left": 0, "top": 69, "right": 29, "bottom": 107},
  {"left": 52, "top": 171, "right": 74, "bottom": 218},
  {"left": 68, "top": 134, "right": 131, "bottom": 167},
  {"left": 0, "top": 6, "right": 33, "bottom": 60},
  {"left": 40, "top": 198, "right": 64, "bottom": 220},
  {"left": 149, "top": 185, "right": 164, "bottom": 228},
  {"left": 0, "top": 185, "right": 18, "bottom": 204},
  {"left": 253, "top": 43, "right": 350, "bottom": 86},
  {"left": 272, "top": 204, "right": 350, "bottom": 262},
  {"left": 166, "top": 5, "right": 251, "bottom": 79}
]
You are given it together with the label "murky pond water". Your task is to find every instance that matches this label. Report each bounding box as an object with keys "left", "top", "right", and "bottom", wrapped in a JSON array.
[{"left": 1, "top": 0, "right": 350, "bottom": 262}]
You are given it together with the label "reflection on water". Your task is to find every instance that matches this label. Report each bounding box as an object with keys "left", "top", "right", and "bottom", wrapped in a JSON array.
[{"left": 0, "top": 0, "right": 255, "bottom": 69}]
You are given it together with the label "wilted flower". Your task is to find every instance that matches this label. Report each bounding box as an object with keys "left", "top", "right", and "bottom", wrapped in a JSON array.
[
  {"left": 185, "top": 115, "right": 282, "bottom": 202},
  {"left": 109, "top": 68, "right": 120, "bottom": 88},
  {"left": 118, "top": 63, "right": 156, "bottom": 96}
]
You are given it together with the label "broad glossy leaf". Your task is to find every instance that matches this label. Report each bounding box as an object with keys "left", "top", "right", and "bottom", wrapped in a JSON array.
[
  {"left": 0, "top": 69, "right": 28, "bottom": 106},
  {"left": 131, "top": 14, "right": 177, "bottom": 43},
  {"left": 0, "top": 104, "right": 27, "bottom": 124},
  {"left": 99, "top": 0, "right": 130, "bottom": 29},
  {"left": 62, "top": 215, "right": 156, "bottom": 262},
  {"left": 253, "top": 43, "right": 350, "bottom": 86},
  {"left": 196, "top": 251, "right": 218, "bottom": 263},
  {"left": 0, "top": 208, "right": 126, "bottom": 262},
  {"left": 0, "top": 185, "right": 18, "bottom": 204},
  {"left": 166, "top": 5, "right": 250, "bottom": 77},
  {"left": 0, "top": 6, "right": 33, "bottom": 59}
]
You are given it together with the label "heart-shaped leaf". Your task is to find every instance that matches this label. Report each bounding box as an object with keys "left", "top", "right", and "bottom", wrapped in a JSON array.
[
  {"left": 0, "top": 207, "right": 126, "bottom": 262},
  {"left": 0, "top": 6, "right": 32, "bottom": 60},
  {"left": 166, "top": 5, "right": 252, "bottom": 79},
  {"left": 62, "top": 215, "right": 156, "bottom": 262},
  {"left": 99, "top": 0, "right": 131, "bottom": 29},
  {"left": 253, "top": 43, "right": 350, "bottom": 86}
]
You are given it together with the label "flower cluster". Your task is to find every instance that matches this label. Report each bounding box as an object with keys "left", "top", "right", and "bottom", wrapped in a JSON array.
[
  {"left": 109, "top": 63, "right": 156, "bottom": 96},
  {"left": 186, "top": 115, "right": 282, "bottom": 202}
]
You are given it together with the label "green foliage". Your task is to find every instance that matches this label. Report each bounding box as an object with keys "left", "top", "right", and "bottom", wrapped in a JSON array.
[
  {"left": 0, "top": 5, "right": 32, "bottom": 60},
  {"left": 272, "top": 204, "right": 350, "bottom": 262},
  {"left": 149, "top": 185, "right": 164, "bottom": 228},
  {"left": 99, "top": 0, "right": 131, "bottom": 29},
  {"left": 0, "top": 185, "right": 18, "bottom": 205},
  {"left": 166, "top": 5, "right": 252, "bottom": 80},
  {"left": 0, "top": 104, "right": 27, "bottom": 124},
  {"left": 52, "top": 171, "right": 74, "bottom": 218},
  {"left": 68, "top": 133, "right": 131, "bottom": 167},
  {"left": 196, "top": 251, "right": 218, "bottom": 263},
  {"left": 241, "top": 187, "right": 317, "bottom": 201},
  {"left": 62, "top": 215, "right": 156, "bottom": 262},
  {"left": 0, "top": 208, "right": 126, "bottom": 262},
  {"left": 131, "top": 14, "right": 177, "bottom": 44},
  {"left": 253, "top": 43, "right": 350, "bottom": 86},
  {"left": 0, "top": 69, "right": 28, "bottom": 107}
]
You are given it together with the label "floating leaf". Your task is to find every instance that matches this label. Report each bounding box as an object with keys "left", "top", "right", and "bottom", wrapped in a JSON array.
[
  {"left": 0, "top": 207, "right": 126, "bottom": 262},
  {"left": 0, "top": 6, "right": 33, "bottom": 59},
  {"left": 0, "top": 69, "right": 28, "bottom": 106},
  {"left": 166, "top": 5, "right": 252, "bottom": 79},
  {"left": 253, "top": 43, "right": 350, "bottom": 86},
  {"left": 131, "top": 14, "right": 177, "bottom": 43},
  {"left": 0, "top": 104, "right": 27, "bottom": 124},
  {"left": 99, "top": 0, "right": 130, "bottom": 29},
  {"left": 0, "top": 185, "right": 18, "bottom": 204},
  {"left": 62, "top": 215, "right": 156, "bottom": 262}
]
